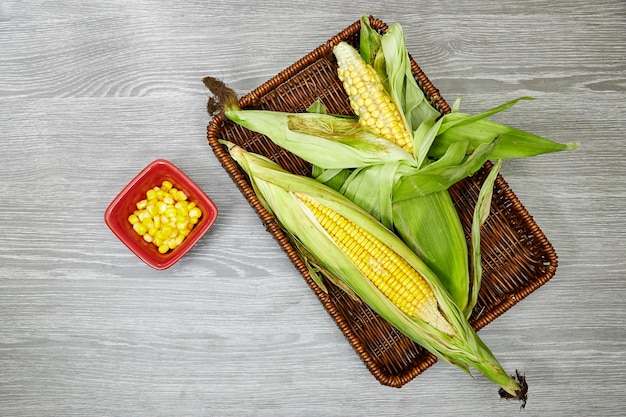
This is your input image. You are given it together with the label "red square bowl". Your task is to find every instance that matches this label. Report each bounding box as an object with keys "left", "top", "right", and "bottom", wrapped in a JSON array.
[{"left": 105, "top": 159, "right": 218, "bottom": 269}]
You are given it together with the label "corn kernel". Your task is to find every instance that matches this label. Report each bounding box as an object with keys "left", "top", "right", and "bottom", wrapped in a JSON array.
[
  {"left": 133, "top": 222, "right": 148, "bottom": 235},
  {"left": 156, "top": 201, "right": 168, "bottom": 214},
  {"left": 188, "top": 207, "right": 202, "bottom": 219},
  {"left": 161, "top": 224, "right": 174, "bottom": 236},
  {"left": 128, "top": 214, "right": 139, "bottom": 224},
  {"left": 158, "top": 244, "right": 169, "bottom": 254},
  {"left": 333, "top": 40, "right": 414, "bottom": 154},
  {"left": 295, "top": 192, "right": 456, "bottom": 334},
  {"left": 161, "top": 180, "right": 173, "bottom": 190},
  {"left": 155, "top": 229, "right": 166, "bottom": 242},
  {"left": 141, "top": 218, "right": 154, "bottom": 229},
  {"left": 175, "top": 203, "right": 188, "bottom": 216},
  {"left": 146, "top": 204, "right": 158, "bottom": 217},
  {"left": 176, "top": 190, "right": 188, "bottom": 201}
]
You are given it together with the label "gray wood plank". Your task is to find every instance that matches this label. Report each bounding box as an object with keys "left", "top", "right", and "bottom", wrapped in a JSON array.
[{"left": 1, "top": 1, "right": 625, "bottom": 415}]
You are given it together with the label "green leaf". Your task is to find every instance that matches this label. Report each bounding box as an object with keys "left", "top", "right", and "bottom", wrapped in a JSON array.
[
  {"left": 414, "top": 116, "right": 444, "bottom": 168},
  {"left": 306, "top": 100, "right": 328, "bottom": 114},
  {"left": 466, "top": 159, "right": 502, "bottom": 317},
  {"left": 431, "top": 112, "right": 580, "bottom": 159},
  {"left": 339, "top": 162, "right": 411, "bottom": 229},
  {"left": 311, "top": 166, "right": 351, "bottom": 192},
  {"left": 423, "top": 140, "right": 469, "bottom": 170},
  {"left": 359, "top": 16, "right": 382, "bottom": 66},
  {"left": 380, "top": 23, "right": 441, "bottom": 134},
  {"left": 392, "top": 189, "right": 470, "bottom": 311},
  {"left": 225, "top": 108, "right": 415, "bottom": 169},
  {"left": 438, "top": 97, "right": 536, "bottom": 135},
  {"left": 393, "top": 138, "right": 499, "bottom": 199},
  {"left": 451, "top": 96, "right": 463, "bottom": 113}
]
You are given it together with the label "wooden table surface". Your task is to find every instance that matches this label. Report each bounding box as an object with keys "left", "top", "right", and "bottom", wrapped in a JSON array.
[{"left": 1, "top": 1, "right": 624, "bottom": 416}]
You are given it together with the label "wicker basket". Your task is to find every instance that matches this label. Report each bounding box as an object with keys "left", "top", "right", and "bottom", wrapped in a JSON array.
[{"left": 206, "top": 16, "right": 557, "bottom": 388}]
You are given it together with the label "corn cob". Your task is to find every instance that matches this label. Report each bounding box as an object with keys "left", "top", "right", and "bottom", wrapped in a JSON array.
[
  {"left": 296, "top": 191, "right": 454, "bottom": 335},
  {"left": 224, "top": 142, "right": 526, "bottom": 403},
  {"left": 334, "top": 41, "right": 414, "bottom": 154},
  {"left": 203, "top": 77, "right": 414, "bottom": 170}
]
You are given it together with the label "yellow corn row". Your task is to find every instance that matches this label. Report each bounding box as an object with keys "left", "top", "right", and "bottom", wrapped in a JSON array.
[
  {"left": 296, "top": 192, "right": 454, "bottom": 335},
  {"left": 333, "top": 42, "right": 413, "bottom": 154}
]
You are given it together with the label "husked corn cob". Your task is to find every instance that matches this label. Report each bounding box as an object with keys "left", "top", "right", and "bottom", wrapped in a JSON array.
[
  {"left": 334, "top": 42, "right": 413, "bottom": 154},
  {"left": 296, "top": 192, "right": 454, "bottom": 335}
]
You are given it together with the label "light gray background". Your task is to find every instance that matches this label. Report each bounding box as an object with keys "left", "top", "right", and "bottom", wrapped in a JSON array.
[{"left": 1, "top": 1, "right": 624, "bottom": 416}]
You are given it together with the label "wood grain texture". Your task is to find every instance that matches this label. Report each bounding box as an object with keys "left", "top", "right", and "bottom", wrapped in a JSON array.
[{"left": 1, "top": 1, "right": 625, "bottom": 416}]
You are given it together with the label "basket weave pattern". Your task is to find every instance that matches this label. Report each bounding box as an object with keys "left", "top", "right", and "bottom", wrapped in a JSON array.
[{"left": 206, "top": 17, "right": 557, "bottom": 387}]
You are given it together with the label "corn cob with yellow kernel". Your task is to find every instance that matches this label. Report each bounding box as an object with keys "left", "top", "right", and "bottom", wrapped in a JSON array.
[
  {"left": 223, "top": 141, "right": 526, "bottom": 403},
  {"left": 296, "top": 191, "right": 455, "bottom": 335},
  {"left": 334, "top": 41, "right": 414, "bottom": 154}
]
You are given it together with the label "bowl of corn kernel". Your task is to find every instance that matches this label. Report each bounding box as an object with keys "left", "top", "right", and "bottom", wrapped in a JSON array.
[{"left": 105, "top": 159, "right": 218, "bottom": 269}]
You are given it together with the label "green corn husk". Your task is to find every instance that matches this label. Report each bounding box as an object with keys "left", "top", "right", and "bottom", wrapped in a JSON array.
[
  {"left": 229, "top": 109, "right": 414, "bottom": 169},
  {"left": 391, "top": 189, "right": 470, "bottom": 309},
  {"left": 359, "top": 17, "right": 579, "bottom": 162},
  {"left": 468, "top": 159, "right": 503, "bottom": 314},
  {"left": 203, "top": 78, "right": 471, "bottom": 308},
  {"left": 430, "top": 97, "right": 580, "bottom": 159},
  {"left": 358, "top": 16, "right": 382, "bottom": 68},
  {"left": 224, "top": 141, "right": 527, "bottom": 403}
]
